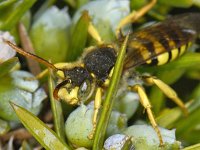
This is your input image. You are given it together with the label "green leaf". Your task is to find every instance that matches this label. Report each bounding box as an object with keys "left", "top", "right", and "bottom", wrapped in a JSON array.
[
  {"left": 174, "top": 97, "right": 200, "bottom": 138},
  {"left": 11, "top": 103, "right": 71, "bottom": 150},
  {"left": 0, "top": 57, "right": 18, "bottom": 78},
  {"left": 48, "top": 71, "right": 66, "bottom": 141},
  {"left": 176, "top": 108, "right": 200, "bottom": 139},
  {"left": 0, "top": 0, "right": 36, "bottom": 30},
  {"left": 181, "top": 129, "right": 200, "bottom": 146},
  {"left": 0, "top": 0, "right": 17, "bottom": 10},
  {"left": 131, "top": 0, "right": 147, "bottom": 10},
  {"left": 93, "top": 34, "right": 129, "bottom": 150},
  {"left": 149, "top": 86, "right": 165, "bottom": 115},
  {"left": 157, "top": 107, "right": 183, "bottom": 128},
  {"left": 159, "top": 0, "right": 193, "bottom": 8},
  {"left": 20, "top": 140, "right": 32, "bottom": 150},
  {"left": 183, "top": 143, "right": 200, "bottom": 150},
  {"left": 0, "top": 118, "right": 10, "bottom": 135},
  {"left": 67, "top": 11, "right": 90, "bottom": 61},
  {"left": 33, "top": 0, "right": 56, "bottom": 21}
]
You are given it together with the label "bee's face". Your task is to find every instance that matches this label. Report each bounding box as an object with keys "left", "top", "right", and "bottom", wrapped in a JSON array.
[{"left": 53, "top": 67, "right": 95, "bottom": 105}]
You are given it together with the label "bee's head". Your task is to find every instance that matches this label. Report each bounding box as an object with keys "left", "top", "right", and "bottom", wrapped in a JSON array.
[
  {"left": 53, "top": 66, "right": 95, "bottom": 105},
  {"left": 2, "top": 40, "right": 95, "bottom": 105}
]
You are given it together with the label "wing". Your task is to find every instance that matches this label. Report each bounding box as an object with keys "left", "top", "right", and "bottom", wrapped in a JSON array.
[{"left": 123, "top": 13, "right": 200, "bottom": 69}]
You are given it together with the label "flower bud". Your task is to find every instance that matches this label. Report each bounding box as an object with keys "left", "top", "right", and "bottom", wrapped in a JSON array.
[
  {"left": 114, "top": 91, "right": 139, "bottom": 119},
  {"left": 104, "top": 134, "right": 133, "bottom": 150},
  {"left": 65, "top": 101, "right": 128, "bottom": 148},
  {"left": 0, "top": 70, "right": 46, "bottom": 121},
  {"left": 0, "top": 31, "right": 16, "bottom": 63},
  {"left": 106, "top": 111, "right": 127, "bottom": 137},
  {"left": 73, "top": 0, "right": 130, "bottom": 42},
  {"left": 30, "top": 6, "right": 71, "bottom": 63},
  {"left": 123, "top": 125, "right": 181, "bottom": 148},
  {"left": 65, "top": 104, "right": 93, "bottom": 148}
]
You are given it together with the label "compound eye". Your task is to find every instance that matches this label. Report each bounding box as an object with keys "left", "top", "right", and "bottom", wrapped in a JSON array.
[{"left": 78, "top": 80, "right": 94, "bottom": 100}]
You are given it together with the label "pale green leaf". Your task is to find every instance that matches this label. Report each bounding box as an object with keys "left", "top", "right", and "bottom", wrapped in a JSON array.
[{"left": 11, "top": 103, "right": 71, "bottom": 150}]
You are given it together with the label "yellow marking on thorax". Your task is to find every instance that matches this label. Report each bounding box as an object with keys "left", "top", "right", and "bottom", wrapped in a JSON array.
[
  {"left": 103, "top": 67, "right": 114, "bottom": 87},
  {"left": 56, "top": 70, "right": 65, "bottom": 79},
  {"left": 146, "top": 59, "right": 152, "bottom": 64}
]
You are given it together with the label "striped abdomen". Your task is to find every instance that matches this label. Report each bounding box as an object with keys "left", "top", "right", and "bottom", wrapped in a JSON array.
[{"left": 123, "top": 13, "right": 200, "bottom": 69}]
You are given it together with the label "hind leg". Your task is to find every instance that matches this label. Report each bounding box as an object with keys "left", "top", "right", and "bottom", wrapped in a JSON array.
[{"left": 129, "top": 84, "right": 164, "bottom": 146}]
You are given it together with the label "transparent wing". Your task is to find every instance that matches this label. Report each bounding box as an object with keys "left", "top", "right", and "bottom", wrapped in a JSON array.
[{"left": 123, "top": 13, "right": 199, "bottom": 69}]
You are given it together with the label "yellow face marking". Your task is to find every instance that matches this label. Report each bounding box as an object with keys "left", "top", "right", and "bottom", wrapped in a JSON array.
[
  {"left": 58, "top": 86, "right": 79, "bottom": 105},
  {"left": 170, "top": 49, "right": 179, "bottom": 62},
  {"left": 157, "top": 52, "right": 169, "bottom": 65}
]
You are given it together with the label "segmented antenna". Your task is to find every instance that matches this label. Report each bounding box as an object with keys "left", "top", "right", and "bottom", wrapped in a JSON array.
[
  {"left": 53, "top": 79, "right": 71, "bottom": 100},
  {"left": 3, "top": 39, "right": 59, "bottom": 71}
]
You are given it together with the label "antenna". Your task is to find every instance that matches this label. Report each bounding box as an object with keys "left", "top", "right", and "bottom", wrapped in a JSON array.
[{"left": 4, "top": 39, "right": 59, "bottom": 71}]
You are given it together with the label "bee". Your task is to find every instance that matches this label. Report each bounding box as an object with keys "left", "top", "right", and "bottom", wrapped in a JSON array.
[{"left": 4, "top": 12, "right": 200, "bottom": 146}]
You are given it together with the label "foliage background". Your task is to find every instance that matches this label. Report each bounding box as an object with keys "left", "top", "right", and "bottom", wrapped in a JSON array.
[{"left": 0, "top": 0, "right": 200, "bottom": 149}]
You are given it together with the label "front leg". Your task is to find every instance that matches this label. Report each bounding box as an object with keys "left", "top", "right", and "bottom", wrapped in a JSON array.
[{"left": 88, "top": 87, "right": 102, "bottom": 139}]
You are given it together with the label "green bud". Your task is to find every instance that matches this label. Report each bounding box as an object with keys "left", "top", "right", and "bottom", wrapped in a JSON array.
[
  {"left": 0, "top": 70, "right": 46, "bottom": 121},
  {"left": 104, "top": 134, "right": 133, "bottom": 150},
  {"left": 159, "top": 0, "right": 193, "bottom": 8},
  {"left": 20, "top": 11, "right": 31, "bottom": 31},
  {"left": 114, "top": 91, "right": 139, "bottom": 119},
  {"left": 30, "top": 6, "right": 71, "bottom": 63},
  {"left": 65, "top": 101, "right": 128, "bottom": 148},
  {"left": 65, "top": 104, "right": 93, "bottom": 148},
  {"left": 123, "top": 125, "right": 181, "bottom": 149},
  {"left": 106, "top": 111, "right": 127, "bottom": 137},
  {"left": 73, "top": 0, "right": 130, "bottom": 42}
]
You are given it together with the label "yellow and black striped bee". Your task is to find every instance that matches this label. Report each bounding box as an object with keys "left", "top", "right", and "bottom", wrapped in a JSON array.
[
  {"left": 123, "top": 13, "right": 199, "bottom": 68},
  {"left": 4, "top": 12, "right": 200, "bottom": 146}
]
